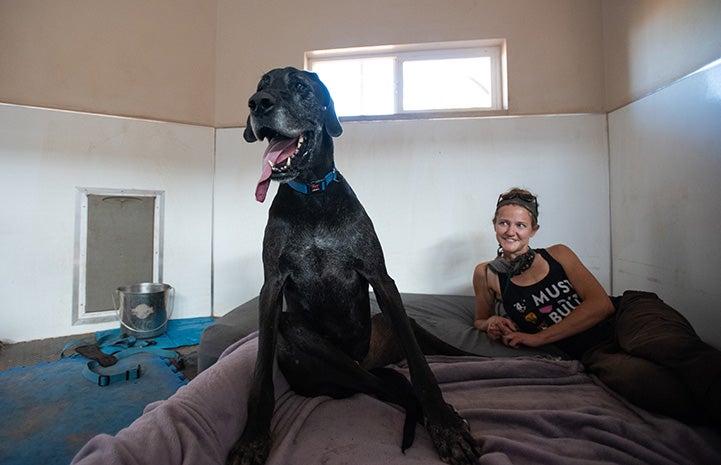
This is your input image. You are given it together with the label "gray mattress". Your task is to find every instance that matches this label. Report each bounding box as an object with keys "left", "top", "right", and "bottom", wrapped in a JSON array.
[{"left": 198, "top": 292, "right": 567, "bottom": 372}]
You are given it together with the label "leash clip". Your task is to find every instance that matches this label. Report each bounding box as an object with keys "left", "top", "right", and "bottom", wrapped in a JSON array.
[
  {"left": 91, "top": 362, "right": 142, "bottom": 386},
  {"left": 97, "top": 374, "right": 110, "bottom": 387}
]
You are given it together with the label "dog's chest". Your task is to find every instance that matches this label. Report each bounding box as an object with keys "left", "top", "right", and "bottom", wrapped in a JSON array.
[
  {"left": 283, "top": 221, "right": 356, "bottom": 270},
  {"left": 267, "top": 196, "right": 372, "bottom": 279}
]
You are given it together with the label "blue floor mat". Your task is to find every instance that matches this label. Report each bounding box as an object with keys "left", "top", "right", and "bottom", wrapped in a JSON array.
[
  {"left": 0, "top": 353, "right": 188, "bottom": 465},
  {"left": 96, "top": 316, "right": 216, "bottom": 349}
]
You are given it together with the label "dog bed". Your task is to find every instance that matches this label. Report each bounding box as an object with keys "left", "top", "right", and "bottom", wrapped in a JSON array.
[
  {"left": 71, "top": 293, "right": 721, "bottom": 465},
  {"left": 72, "top": 329, "right": 721, "bottom": 465},
  {"left": 197, "top": 293, "right": 567, "bottom": 372}
]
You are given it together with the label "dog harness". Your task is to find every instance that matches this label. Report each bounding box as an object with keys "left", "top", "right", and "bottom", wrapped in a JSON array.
[{"left": 287, "top": 166, "right": 338, "bottom": 194}]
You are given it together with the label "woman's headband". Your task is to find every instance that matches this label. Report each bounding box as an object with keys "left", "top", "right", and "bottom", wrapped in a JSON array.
[{"left": 496, "top": 192, "right": 538, "bottom": 222}]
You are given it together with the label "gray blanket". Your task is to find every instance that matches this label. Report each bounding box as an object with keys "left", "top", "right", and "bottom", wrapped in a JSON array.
[{"left": 72, "top": 333, "right": 721, "bottom": 465}]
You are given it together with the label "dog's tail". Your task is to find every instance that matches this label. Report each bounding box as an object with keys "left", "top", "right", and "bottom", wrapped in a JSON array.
[{"left": 369, "top": 366, "right": 423, "bottom": 453}]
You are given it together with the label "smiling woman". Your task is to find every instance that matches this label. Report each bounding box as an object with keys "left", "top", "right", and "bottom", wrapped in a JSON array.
[{"left": 472, "top": 187, "right": 721, "bottom": 427}]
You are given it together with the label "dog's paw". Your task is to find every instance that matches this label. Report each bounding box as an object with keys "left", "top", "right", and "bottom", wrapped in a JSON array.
[
  {"left": 427, "top": 407, "right": 482, "bottom": 465},
  {"left": 226, "top": 434, "right": 271, "bottom": 465}
]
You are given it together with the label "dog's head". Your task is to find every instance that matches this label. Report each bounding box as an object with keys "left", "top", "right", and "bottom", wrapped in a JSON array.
[{"left": 244, "top": 67, "right": 343, "bottom": 202}]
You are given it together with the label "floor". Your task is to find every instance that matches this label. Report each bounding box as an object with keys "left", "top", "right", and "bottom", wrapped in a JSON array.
[{"left": 0, "top": 333, "right": 199, "bottom": 380}]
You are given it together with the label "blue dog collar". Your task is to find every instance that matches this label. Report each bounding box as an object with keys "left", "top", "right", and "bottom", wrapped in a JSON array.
[{"left": 287, "top": 166, "right": 338, "bottom": 194}]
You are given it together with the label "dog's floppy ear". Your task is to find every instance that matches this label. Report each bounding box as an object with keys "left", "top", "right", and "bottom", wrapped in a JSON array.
[
  {"left": 243, "top": 115, "right": 257, "bottom": 142},
  {"left": 323, "top": 95, "right": 343, "bottom": 138},
  {"left": 311, "top": 72, "right": 343, "bottom": 138}
]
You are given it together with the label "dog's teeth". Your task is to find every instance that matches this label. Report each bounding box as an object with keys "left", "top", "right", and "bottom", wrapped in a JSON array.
[
  {"left": 268, "top": 160, "right": 275, "bottom": 168},
  {"left": 286, "top": 158, "right": 291, "bottom": 167}
]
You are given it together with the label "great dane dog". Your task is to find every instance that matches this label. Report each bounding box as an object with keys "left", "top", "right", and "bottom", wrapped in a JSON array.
[{"left": 226, "top": 67, "right": 481, "bottom": 465}]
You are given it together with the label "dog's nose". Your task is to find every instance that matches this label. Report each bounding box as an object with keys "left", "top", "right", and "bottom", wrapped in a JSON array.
[{"left": 248, "top": 92, "right": 275, "bottom": 115}]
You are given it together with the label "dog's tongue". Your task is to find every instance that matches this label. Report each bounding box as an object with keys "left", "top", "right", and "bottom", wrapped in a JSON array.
[{"left": 255, "top": 137, "right": 298, "bottom": 202}]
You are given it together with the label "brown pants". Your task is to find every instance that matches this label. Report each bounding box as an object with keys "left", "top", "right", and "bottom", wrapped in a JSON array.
[{"left": 582, "top": 290, "right": 721, "bottom": 425}]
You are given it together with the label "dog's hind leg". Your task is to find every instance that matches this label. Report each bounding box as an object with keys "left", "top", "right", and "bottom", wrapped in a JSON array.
[
  {"left": 277, "top": 312, "right": 422, "bottom": 450},
  {"left": 362, "top": 313, "right": 472, "bottom": 370},
  {"left": 368, "top": 279, "right": 482, "bottom": 465}
]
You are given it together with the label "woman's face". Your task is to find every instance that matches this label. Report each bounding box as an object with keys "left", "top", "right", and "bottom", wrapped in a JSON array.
[{"left": 493, "top": 204, "right": 539, "bottom": 259}]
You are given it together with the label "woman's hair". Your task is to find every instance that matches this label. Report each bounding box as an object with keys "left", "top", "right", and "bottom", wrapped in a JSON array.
[{"left": 493, "top": 187, "right": 539, "bottom": 226}]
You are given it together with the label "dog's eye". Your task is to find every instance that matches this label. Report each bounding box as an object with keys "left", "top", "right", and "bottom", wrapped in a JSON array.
[
  {"left": 294, "top": 81, "right": 308, "bottom": 92},
  {"left": 257, "top": 76, "right": 270, "bottom": 91}
]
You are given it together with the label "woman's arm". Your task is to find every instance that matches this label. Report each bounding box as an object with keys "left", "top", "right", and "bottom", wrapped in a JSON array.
[
  {"left": 502, "top": 244, "right": 615, "bottom": 348},
  {"left": 472, "top": 262, "right": 517, "bottom": 339}
]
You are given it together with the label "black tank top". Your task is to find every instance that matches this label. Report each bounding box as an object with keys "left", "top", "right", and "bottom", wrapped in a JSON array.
[{"left": 496, "top": 248, "right": 613, "bottom": 358}]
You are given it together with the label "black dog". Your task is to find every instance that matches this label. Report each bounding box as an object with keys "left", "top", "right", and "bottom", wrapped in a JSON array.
[{"left": 227, "top": 67, "right": 481, "bottom": 465}]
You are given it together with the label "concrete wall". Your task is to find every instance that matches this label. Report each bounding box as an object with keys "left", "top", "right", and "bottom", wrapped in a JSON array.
[
  {"left": 0, "top": 104, "right": 214, "bottom": 342},
  {"left": 0, "top": 0, "right": 216, "bottom": 125},
  {"left": 214, "top": 115, "right": 610, "bottom": 316},
  {"left": 0, "top": 0, "right": 607, "bottom": 125},
  {"left": 215, "top": 0, "right": 606, "bottom": 125},
  {"left": 608, "top": 60, "right": 721, "bottom": 348},
  {"left": 1, "top": 1, "right": 720, "bottom": 345},
  {"left": 603, "top": 0, "right": 721, "bottom": 348},
  {"left": 602, "top": 0, "right": 721, "bottom": 111}
]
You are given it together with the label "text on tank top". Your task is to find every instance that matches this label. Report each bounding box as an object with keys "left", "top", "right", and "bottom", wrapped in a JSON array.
[{"left": 497, "top": 248, "right": 581, "bottom": 333}]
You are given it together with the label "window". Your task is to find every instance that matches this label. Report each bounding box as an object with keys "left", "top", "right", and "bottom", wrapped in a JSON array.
[{"left": 306, "top": 39, "right": 507, "bottom": 118}]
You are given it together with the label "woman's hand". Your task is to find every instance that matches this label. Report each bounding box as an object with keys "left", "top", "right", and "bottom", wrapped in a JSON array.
[
  {"left": 500, "top": 331, "right": 544, "bottom": 348},
  {"left": 476, "top": 315, "right": 518, "bottom": 340}
]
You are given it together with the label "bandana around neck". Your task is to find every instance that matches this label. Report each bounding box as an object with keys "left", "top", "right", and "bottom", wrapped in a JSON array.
[{"left": 487, "top": 248, "right": 537, "bottom": 277}]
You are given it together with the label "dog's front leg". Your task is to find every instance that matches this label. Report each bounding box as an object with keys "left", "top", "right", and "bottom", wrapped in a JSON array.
[
  {"left": 370, "top": 276, "right": 481, "bottom": 465},
  {"left": 226, "top": 280, "right": 284, "bottom": 465}
]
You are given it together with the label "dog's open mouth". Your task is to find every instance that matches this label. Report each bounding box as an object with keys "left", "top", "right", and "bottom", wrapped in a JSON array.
[
  {"left": 255, "top": 135, "right": 305, "bottom": 202},
  {"left": 267, "top": 135, "right": 304, "bottom": 175}
]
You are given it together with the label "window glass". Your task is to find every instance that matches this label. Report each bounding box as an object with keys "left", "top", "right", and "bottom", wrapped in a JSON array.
[
  {"left": 312, "top": 57, "right": 394, "bottom": 116},
  {"left": 402, "top": 57, "right": 493, "bottom": 111},
  {"left": 307, "top": 40, "right": 505, "bottom": 118}
]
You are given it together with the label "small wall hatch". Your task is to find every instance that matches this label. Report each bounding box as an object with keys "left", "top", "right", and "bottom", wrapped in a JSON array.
[{"left": 73, "top": 188, "right": 164, "bottom": 324}]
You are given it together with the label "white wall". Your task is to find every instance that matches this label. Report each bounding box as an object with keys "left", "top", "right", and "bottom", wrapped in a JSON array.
[
  {"left": 609, "top": 59, "right": 721, "bottom": 348},
  {"left": 0, "top": 104, "right": 215, "bottom": 342},
  {"left": 212, "top": 128, "right": 268, "bottom": 315},
  {"left": 0, "top": 107, "right": 611, "bottom": 341},
  {"left": 213, "top": 114, "right": 611, "bottom": 315}
]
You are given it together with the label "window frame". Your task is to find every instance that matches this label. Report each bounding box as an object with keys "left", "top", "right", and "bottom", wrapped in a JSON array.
[{"left": 305, "top": 39, "right": 508, "bottom": 120}]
